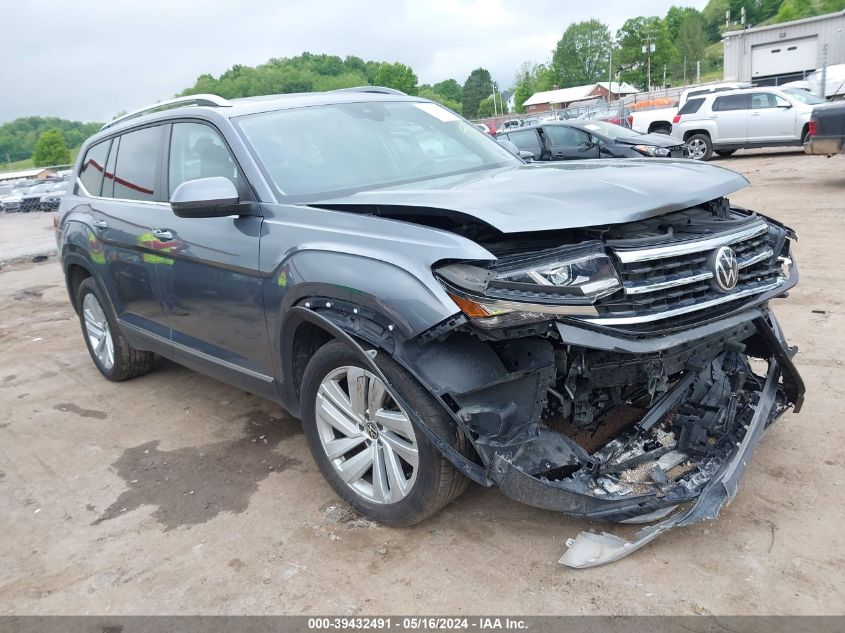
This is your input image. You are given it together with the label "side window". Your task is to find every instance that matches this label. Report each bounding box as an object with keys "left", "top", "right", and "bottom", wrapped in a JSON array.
[
  {"left": 168, "top": 122, "right": 239, "bottom": 196},
  {"left": 101, "top": 137, "right": 119, "bottom": 198},
  {"left": 545, "top": 126, "right": 590, "bottom": 146},
  {"left": 750, "top": 93, "right": 777, "bottom": 109},
  {"left": 678, "top": 98, "right": 705, "bottom": 115},
  {"left": 713, "top": 94, "right": 750, "bottom": 111},
  {"left": 508, "top": 130, "right": 541, "bottom": 153},
  {"left": 78, "top": 140, "right": 111, "bottom": 196},
  {"left": 113, "top": 126, "right": 163, "bottom": 201}
]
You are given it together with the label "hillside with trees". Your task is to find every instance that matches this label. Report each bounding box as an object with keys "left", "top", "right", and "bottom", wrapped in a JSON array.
[{"left": 0, "top": 117, "right": 101, "bottom": 166}]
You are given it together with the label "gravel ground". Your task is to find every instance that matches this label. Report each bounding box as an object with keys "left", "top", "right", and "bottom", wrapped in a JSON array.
[{"left": 0, "top": 149, "right": 843, "bottom": 615}]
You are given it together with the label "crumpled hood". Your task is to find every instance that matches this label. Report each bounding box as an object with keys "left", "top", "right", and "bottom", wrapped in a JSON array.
[{"left": 311, "top": 159, "right": 748, "bottom": 233}]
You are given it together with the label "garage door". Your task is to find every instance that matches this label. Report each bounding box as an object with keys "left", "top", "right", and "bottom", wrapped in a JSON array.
[{"left": 752, "top": 36, "right": 818, "bottom": 78}]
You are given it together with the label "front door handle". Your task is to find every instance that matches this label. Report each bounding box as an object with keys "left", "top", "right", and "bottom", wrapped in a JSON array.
[
  {"left": 151, "top": 229, "right": 173, "bottom": 241},
  {"left": 93, "top": 219, "right": 108, "bottom": 230}
]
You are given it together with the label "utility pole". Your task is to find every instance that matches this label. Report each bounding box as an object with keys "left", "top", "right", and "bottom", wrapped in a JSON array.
[
  {"left": 683, "top": 56, "right": 687, "bottom": 85},
  {"left": 696, "top": 60, "right": 701, "bottom": 84},
  {"left": 642, "top": 33, "right": 655, "bottom": 91},
  {"left": 819, "top": 44, "right": 829, "bottom": 99}
]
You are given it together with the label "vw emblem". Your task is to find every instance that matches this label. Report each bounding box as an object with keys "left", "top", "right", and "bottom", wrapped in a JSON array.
[
  {"left": 364, "top": 421, "right": 380, "bottom": 440},
  {"left": 710, "top": 246, "right": 739, "bottom": 292}
]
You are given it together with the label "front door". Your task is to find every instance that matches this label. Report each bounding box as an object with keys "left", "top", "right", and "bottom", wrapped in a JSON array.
[
  {"left": 543, "top": 125, "right": 600, "bottom": 160},
  {"left": 747, "top": 92, "right": 797, "bottom": 142},
  {"left": 154, "top": 121, "right": 271, "bottom": 376}
]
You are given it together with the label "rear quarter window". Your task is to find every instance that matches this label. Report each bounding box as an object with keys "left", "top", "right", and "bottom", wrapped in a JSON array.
[
  {"left": 678, "top": 98, "right": 704, "bottom": 115},
  {"left": 78, "top": 140, "right": 111, "bottom": 196}
]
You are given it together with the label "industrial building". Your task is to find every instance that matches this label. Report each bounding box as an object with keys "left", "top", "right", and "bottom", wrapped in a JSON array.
[{"left": 723, "top": 9, "right": 845, "bottom": 85}]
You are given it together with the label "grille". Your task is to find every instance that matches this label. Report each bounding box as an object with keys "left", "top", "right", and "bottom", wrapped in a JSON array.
[{"left": 583, "top": 221, "right": 788, "bottom": 333}]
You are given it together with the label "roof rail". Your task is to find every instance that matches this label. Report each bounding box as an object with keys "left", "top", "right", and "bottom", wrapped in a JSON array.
[
  {"left": 101, "top": 94, "right": 232, "bottom": 130},
  {"left": 333, "top": 86, "right": 406, "bottom": 96}
]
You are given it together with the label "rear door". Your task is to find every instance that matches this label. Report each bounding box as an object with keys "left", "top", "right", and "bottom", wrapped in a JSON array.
[
  {"left": 543, "top": 125, "right": 599, "bottom": 160},
  {"left": 712, "top": 94, "right": 750, "bottom": 144},
  {"left": 747, "top": 92, "right": 797, "bottom": 142},
  {"left": 86, "top": 125, "right": 171, "bottom": 339},
  {"left": 507, "top": 129, "right": 546, "bottom": 160},
  {"left": 155, "top": 120, "right": 270, "bottom": 377}
]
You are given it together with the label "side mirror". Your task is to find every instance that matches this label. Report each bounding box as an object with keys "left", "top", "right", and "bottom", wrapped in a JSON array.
[
  {"left": 498, "top": 139, "right": 519, "bottom": 155},
  {"left": 170, "top": 177, "right": 255, "bottom": 218},
  {"left": 777, "top": 102, "right": 793, "bottom": 109},
  {"left": 518, "top": 150, "right": 535, "bottom": 162}
]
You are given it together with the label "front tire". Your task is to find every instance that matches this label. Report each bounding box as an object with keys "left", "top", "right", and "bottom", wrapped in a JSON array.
[
  {"left": 687, "top": 133, "right": 713, "bottom": 161},
  {"left": 715, "top": 149, "right": 736, "bottom": 157},
  {"left": 76, "top": 277, "right": 155, "bottom": 381},
  {"left": 300, "top": 340, "right": 467, "bottom": 526}
]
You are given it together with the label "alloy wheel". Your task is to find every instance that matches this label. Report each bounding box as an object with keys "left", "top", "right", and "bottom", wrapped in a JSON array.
[
  {"left": 82, "top": 293, "right": 115, "bottom": 370},
  {"left": 314, "top": 366, "right": 419, "bottom": 504},
  {"left": 688, "top": 138, "right": 707, "bottom": 160}
]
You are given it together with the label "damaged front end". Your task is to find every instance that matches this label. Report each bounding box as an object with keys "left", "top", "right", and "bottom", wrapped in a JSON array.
[{"left": 406, "top": 202, "right": 805, "bottom": 567}]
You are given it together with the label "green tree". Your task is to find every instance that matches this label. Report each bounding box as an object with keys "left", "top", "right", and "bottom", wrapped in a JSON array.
[
  {"left": 374, "top": 62, "right": 418, "bottom": 95},
  {"left": 431, "top": 79, "right": 462, "bottom": 103},
  {"left": 676, "top": 11, "right": 709, "bottom": 78},
  {"left": 821, "top": 0, "right": 845, "bottom": 11},
  {"left": 32, "top": 129, "right": 70, "bottom": 166},
  {"left": 475, "top": 96, "right": 499, "bottom": 118},
  {"left": 417, "top": 88, "right": 462, "bottom": 114},
  {"left": 552, "top": 19, "right": 612, "bottom": 87},
  {"left": 615, "top": 16, "right": 675, "bottom": 89},
  {"left": 462, "top": 68, "right": 494, "bottom": 119},
  {"left": 664, "top": 6, "right": 701, "bottom": 40},
  {"left": 511, "top": 62, "right": 554, "bottom": 113},
  {"left": 775, "top": 0, "right": 816, "bottom": 22}
]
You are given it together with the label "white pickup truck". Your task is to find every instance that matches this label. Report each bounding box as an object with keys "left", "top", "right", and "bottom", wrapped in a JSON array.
[{"left": 628, "top": 83, "right": 748, "bottom": 135}]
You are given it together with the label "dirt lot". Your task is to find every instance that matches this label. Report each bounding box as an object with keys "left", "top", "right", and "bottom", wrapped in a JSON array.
[{"left": 1, "top": 149, "right": 844, "bottom": 616}]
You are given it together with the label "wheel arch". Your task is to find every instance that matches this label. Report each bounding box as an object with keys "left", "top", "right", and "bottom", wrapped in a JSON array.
[
  {"left": 62, "top": 253, "right": 95, "bottom": 314},
  {"left": 683, "top": 129, "right": 712, "bottom": 142},
  {"left": 281, "top": 306, "right": 491, "bottom": 485}
]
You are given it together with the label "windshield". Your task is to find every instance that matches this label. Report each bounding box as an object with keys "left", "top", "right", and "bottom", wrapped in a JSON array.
[
  {"left": 783, "top": 88, "right": 825, "bottom": 105},
  {"left": 237, "top": 101, "right": 519, "bottom": 198},
  {"left": 580, "top": 120, "right": 640, "bottom": 140}
]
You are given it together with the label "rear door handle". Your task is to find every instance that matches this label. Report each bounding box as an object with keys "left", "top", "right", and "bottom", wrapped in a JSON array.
[{"left": 151, "top": 229, "right": 173, "bottom": 241}]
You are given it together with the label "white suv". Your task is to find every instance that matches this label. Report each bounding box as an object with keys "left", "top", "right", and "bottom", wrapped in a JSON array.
[{"left": 671, "top": 87, "right": 826, "bottom": 160}]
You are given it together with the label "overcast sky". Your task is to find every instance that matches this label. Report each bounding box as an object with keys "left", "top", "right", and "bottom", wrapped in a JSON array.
[{"left": 2, "top": 0, "right": 709, "bottom": 124}]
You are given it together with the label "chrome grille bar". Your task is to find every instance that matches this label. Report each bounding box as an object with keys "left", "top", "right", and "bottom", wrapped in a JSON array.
[
  {"left": 613, "top": 222, "right": 769, "bottom": 263},
  {"left": 623, "top": 248, "right": 774, "bottom": 295},
  {"left": 581, "top": 278, "right": 786, "bottom": 326}
]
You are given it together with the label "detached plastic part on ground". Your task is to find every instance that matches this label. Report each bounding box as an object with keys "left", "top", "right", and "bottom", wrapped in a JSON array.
[{"left": 559, "top": 359, "right": 781, "bottom": 568}]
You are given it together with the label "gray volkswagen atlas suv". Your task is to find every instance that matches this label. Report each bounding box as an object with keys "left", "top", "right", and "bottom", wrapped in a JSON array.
[{"left": 57, "top": 88, "right": 804, "bottom": 567}]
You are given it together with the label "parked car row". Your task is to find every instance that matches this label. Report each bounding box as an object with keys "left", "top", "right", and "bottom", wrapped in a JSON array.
[{"left": 0, "top": 179, "right": 68, "bottom": 212}]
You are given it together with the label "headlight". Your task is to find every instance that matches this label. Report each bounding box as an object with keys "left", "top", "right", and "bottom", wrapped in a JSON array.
[
  {"left": 632, "top": 145, "right": 670, "bottom": 157},
  {"left": 435, "top": 241, "right": 621, "bottom": 328}
]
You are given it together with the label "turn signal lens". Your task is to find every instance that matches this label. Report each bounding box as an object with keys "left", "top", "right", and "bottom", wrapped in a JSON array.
[{"left": 447, "top": 292, "right": 493, "bottom": 318}]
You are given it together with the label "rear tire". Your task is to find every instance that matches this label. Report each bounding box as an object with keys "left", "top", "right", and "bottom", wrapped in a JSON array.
[
  {"left": 76, "top": 277, "right": 155, "bottom": 381},
  {"left": 300, "top": 340, "right": 468, "bottom": 526},
  {"left": 715, "top": 149, "right": 736, "bottom": 157},
  {"left": 687, "top": 133, "right": 713, "bottom": 161},
  {"left": 651, "top": 126, "right": 671, "bottom": 135}
]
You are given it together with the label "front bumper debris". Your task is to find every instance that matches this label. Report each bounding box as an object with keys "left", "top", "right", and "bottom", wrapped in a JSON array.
[
  {"left": 450, "top": 313, "right": 803, "bottom": 567},
  {"left": 560, "top": 358, "right": 782, "bottom": 568}
]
